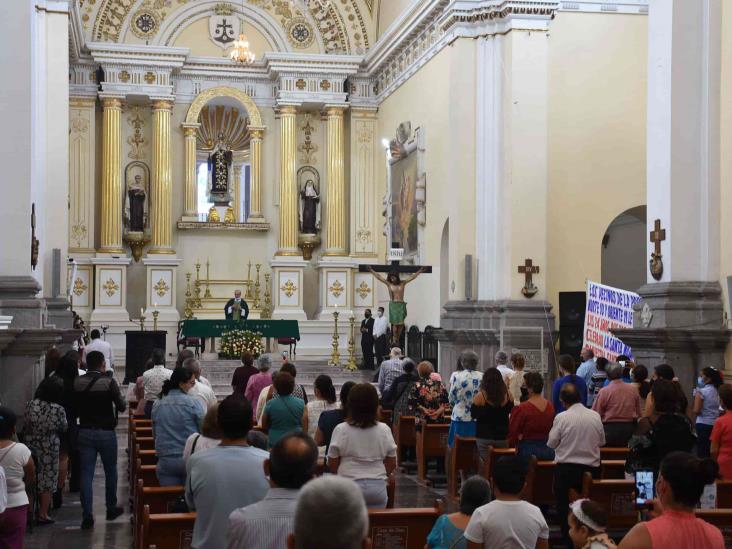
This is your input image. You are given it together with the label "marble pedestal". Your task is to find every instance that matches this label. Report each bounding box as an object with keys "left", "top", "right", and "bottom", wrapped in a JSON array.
[
  {"left": 435, "top": 300, "right": 557, "bottom": 380},
  {"left": 613, "top": 282, "right": 730, "bottom": 395},
  {"left": 271, "top": 257, "right": 309, "bottom": 321},
  {"left": 316, "top": 257, "right": 356, "bottom": 318}
]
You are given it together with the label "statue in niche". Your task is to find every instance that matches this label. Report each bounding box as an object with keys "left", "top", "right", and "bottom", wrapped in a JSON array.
[
  {"left": 208, "top": 132, "right": 233, "bottom": 203},
  {"left": 298, "top": 164, "right": 321, "bottom": 234},
  {"left": 123, "top": 162, "right": 150, "bottom": 233}
]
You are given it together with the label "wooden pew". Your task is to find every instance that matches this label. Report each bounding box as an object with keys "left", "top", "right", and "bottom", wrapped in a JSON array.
[
  {"left": 696, "top": 509, "right": 732, "bottom": 546},
  {"left": 134, "top": 480, "right": 184, "bottom": 549},
  {"left": 138, "top": 449, "right": 158, "bottom": 466},
  {"left": 448, "top": 436, "right": 478, "bottom": 501},
  {"left": 716, "top": 480, "right": 732, "bottom": 508},
  {"left": 523, "top": 458, "right": 556, "bottom": 507},
  {"left": 600, "top": 460, "right": 626, "bottom": 480},
  {"left": 368, "top": 501, "right": 443, "bottom": 549},
  {"left": 136, "top": 459, "right": 160, "bottom": 488},
  {"left": 416, "top": 424, "right": 449, "bottom": 482},
  {"left": 380, "top": 408, "right": 393, "bottom": 425},
  {"left": 142, "top": 505, "right": 196, "bottom": 549},
  {"left": 479, "top": 447, "right": 517, "bottom": 483},
  {"left": 600, "top": 447, "right": 629, "bottom": 461},
  {"left": 581, "top": 474, "right": 636, "bottom": 530},
  {"left": 386, "top": 475, "right": 395, "bottom": 509},
  {"left": 137, "top": 436, "right": 155, "bottom": 450},
  {"left": 393, "top": 415, "right": 416, "bottom": 470}
]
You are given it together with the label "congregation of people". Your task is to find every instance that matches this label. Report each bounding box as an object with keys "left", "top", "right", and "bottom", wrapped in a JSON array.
[{"left": 0, "top": 331, "right": 731, "bottom": 549}]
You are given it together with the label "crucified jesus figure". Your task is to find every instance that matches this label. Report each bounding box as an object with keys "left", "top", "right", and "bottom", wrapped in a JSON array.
[{"left": 368, "top": 266, "right": 427, "bottom": 346}]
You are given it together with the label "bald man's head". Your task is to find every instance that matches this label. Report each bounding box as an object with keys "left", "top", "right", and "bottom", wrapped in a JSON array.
[
  {"left": 559, "top": 382, "right": 581, "bottom": 407},
  {"left": 267, "top": 433, "right": 318, "bottom": 489}
]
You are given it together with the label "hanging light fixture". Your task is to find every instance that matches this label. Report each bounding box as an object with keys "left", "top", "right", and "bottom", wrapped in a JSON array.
[{"left": 230, "top": 0, "right": 255, "bottom": 64}]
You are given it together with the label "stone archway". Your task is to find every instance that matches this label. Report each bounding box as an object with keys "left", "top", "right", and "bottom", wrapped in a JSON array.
[
  {"left": 181, "top": 87, "right": 266, "bottom": 222},
  {"left": 601, "top": 205, "right": 646, "bottom": 292}
]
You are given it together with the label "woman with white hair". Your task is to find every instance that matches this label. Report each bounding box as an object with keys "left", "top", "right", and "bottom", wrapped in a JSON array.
[{"left": 244, "top": 354, "right": 273, "bottom": 411}]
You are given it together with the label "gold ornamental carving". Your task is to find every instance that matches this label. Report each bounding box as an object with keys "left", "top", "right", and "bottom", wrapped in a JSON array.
[
  {"left": 154, "top": 278, "right": 170, "bottom": 297},
  {"left": 320, "top": 80, "right": 331, "bottom": 91},
  {"left": 185, "top": 86, "right": 263, "bottom": 127},
  {"left": 281, "top": 279, "right": 298, "bottom": 298},
  {"left": 73, "top": 277, "right": 88, "bottom": 296},
  {"left": 224, "top": 207, "right": 236, "bottom": 223},
  {"left": 70, "top": 223, "right": 88, "bottom": 247},
  {"left": 70, "top": 113, "right": 89, "bottom": 135},
  {"left": 127, "top": 108, "right": 146, "bottom": 160},
  {"left": 298, "top": 114, "right": 318, "bottom": 164},
  {"left": 144, "top": 71, "right": 156, "bottom": 84},
  {"left": 329, "top": 280, "right": 344, "bottom": 298},
  {"left": 357, "top": 281, "right": 372, "bottom": 300},
  {"left": 295, "top": 79, "right": 306, "bottom": 90},
  {"left": 119, "top": 70, "right": 130, "bottom": 83},
  {"left": 103, "top": 278, "right": 119, "bottom": 297},
  {"left": 207, "top": 206, "right": 220, "bottom": 223}
]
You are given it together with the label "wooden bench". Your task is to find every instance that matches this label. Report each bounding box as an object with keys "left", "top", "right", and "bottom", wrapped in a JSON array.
[
  {"left": 523, "top": 457, "right": 556, "bottom": 507},
  {"left": 393, "top": 415, "right": 416, "bottom": 471},
  {"left": 600, "top": 460, "right": 626, "bottom": 480},
  {"left": 581, "top": 474, "right": 636, "bottom": 530},
  {"left": 134, "top": 481, "right": 184, "bottom": 549},
  {"left": 479, "top": 447, "right": 517, "bottom": 482},
  {"left": 696, "top": 509, "right": 732, "bottom": 546},
  {"left": 380, "top": 408, "right": 394, "bottom": 425},
  {"left": 416, "top": 424, "right": 449, "bottom": 482},
  {"left": 137, "top": 436, "right": 155, "bottom": 451},
  {"left": 142, "top": 505, "right": 196, "bottom": 549},
  {"left": 716, "top": 480, "right": 732, "bottom": 508},
  {"left": 600, "top": 447, "right": 629, "bottom": 461},
  {"left": 448, "top": 436, "right": 478, "bottom": 501},
  {"left": 136, "top": 459, "right": 160, "bottom": 488},
  {"left": 138, "top": 449, "right": 158, "bottom": 466},
  {"left": 368, "top": 501, "right": 443, "bottom": 549}
]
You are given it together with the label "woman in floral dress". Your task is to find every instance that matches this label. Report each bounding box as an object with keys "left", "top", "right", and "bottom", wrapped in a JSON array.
[
  {"left": 24, "top": 377, "right": 68, "bottom": 524},
  {"left": 448, "top": 350, "right": 483, "bottom": 448},
  {"left": 408, "top": 361, "right": 449, "bottom": 430}
]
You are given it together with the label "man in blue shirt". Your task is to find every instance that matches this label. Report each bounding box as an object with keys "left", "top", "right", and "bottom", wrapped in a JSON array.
[
  {"left": 552, "top": 354, "right": 588, "bottom": 413},
  {"left": 576, "top": 348, "right": 596, "bottom": 405}
]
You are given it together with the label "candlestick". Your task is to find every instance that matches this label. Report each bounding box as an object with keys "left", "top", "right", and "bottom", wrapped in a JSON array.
[
  {"left": 184, "top": 272, "right": 193, "bottom": 319},
  {"left": 262, "top": 273, "right": 272, "bottom": 319},
  {"left": 329, "top": 311, "right": 341, "bottom": 367},
  {"left": 254, "top": 263, "right": 262, "bottom": 309},
  {"left": 152, "top": 309, "right": 159, "bottom": 332},
  {"left": 346, "top": 315, "right": 357, "bottom": 371},
  {"left": 139, "top": 315, "right": 146, "bottom": 332},
  {"left": 204, "top": 258, "right": 212, "bottom": 298},
  {"left": 245, "top": 260, "right": 254, "bottom": 301}
]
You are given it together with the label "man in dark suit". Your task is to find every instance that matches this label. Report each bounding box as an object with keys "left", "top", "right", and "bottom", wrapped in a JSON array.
[
  {"left": 360, "top": 309, "right": 375, "bottom": 369},
  {"left": 225, "top": 290, "right": 249, "bottom": 320}
]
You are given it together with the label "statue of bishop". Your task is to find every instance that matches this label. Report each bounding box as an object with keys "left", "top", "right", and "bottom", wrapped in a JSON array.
[{"left": 208, "top": 133, "right": 233, "bottom": 204}]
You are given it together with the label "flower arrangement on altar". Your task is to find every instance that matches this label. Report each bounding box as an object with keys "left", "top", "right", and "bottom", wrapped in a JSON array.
[{"left": 219, "top": 329, "right": 264, "bottom": 359}]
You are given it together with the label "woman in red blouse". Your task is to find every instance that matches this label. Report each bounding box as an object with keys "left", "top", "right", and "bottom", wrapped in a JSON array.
[{"left": 507, "top": 372, "right": 555, "bottom": 461}]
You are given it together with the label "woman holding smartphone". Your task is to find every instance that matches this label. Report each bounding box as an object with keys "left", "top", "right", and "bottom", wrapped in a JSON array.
[{"left": 619, "top": 452, "right": 724, "bottom": 549}]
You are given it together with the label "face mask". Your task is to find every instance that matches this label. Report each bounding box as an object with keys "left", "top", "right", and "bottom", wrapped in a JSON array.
[
  {"left": 365, "top": 313, "right": 371, "bottom": 318},
  {"left": 697, "top": 376, "right": 705, "bottom": 388},
  {"left": 377, "top": 312, "right": 382, "bottom": 317}
]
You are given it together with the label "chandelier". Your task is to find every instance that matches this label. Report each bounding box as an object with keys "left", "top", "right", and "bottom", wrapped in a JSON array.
[{"left": 230, "top": 32, "right": 256, "bottom": 64}]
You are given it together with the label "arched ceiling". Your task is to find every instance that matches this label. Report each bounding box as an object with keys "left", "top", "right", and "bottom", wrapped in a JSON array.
[{"left": 77, "top": 0, "right": 379, "bottom": 55}]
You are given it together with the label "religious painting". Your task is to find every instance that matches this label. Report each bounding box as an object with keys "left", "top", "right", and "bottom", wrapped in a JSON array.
[
  {"left": 297, "top": 166, "right": 320, "bottom": 234},
  {"left": 124, "top": 161, "right": 150, "bottom": 233},
  {"left": 385, "top": 122, "right": 426, "bottom": 264}
]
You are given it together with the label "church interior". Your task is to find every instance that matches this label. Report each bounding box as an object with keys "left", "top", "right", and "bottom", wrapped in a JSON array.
[{"left": 2, "top": 0, "right": 732, "bottom": 547}]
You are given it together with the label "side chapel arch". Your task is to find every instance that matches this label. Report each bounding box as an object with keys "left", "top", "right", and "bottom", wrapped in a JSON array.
[{"left": 182, "top": 86, "right": 266, "bottom": 222}]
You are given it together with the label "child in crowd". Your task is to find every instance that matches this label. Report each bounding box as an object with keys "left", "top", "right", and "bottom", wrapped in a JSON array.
[
  {"left": 426, "top": 476, "right": 491, "bottom": 549},
  {"left": 568, "top": 499, "right": 617, "bottom": 549}
]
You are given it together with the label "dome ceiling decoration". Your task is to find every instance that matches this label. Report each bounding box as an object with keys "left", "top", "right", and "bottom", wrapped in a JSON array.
[{"left": 82, "top": 0, "right": 375, "bottom": 55}]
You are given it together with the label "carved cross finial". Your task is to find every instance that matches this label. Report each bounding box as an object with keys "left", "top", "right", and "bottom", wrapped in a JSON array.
[{"left": 518, "top": 258, "right": 539, "bottom": 298}]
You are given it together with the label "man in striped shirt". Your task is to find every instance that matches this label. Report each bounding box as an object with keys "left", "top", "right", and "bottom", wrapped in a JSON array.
[
  {"left": 227, "top": 432, "right": 318, "bottom": 549},
  {"left": 377, "top": 347, "right": 404, "bottom": 397}
]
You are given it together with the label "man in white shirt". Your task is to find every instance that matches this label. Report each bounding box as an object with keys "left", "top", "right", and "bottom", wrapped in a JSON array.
[
  {"left": 376, "top": 347, "right": 403, "bottom": 398},
  {"left": 183, "top": 357, "right": 217, "bottom": 411},
  {"left": 142, "top": 348, "right": 172, "bottom": 417},
  {"left": 0, "top": 465, "right": 7, "bottom": 514},
  {"left": 227, "top": 433, "right": 318, "bottom": 549},
  {"left": 548, "top": 383, "right": 605, "bottom": 547},
  {"left": 465, "top": 455, "right": 549, "bottom": 549},
  {"left": 495, "top": 350, "right": 513, "bottom": 384},
  {"left": 372, "top": 306, "right": 389, "bottom": 365},
  {"left": 83, "top": 329, "right": 113, "bottom": 373}
]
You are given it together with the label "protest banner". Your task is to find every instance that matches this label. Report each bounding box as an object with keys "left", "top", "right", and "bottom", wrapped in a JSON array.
[{"left": 582, "top": 280, "right": 640, "bottom": 360}]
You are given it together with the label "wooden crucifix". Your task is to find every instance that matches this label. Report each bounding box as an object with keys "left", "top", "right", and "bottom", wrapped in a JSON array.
[
  {"left": 649, "top": 218, "right": 666, "bottom": 280},
  {"left": 518, "top": 258, "right": 539, "bottom": 298},
  {"left": 359, "top": 245, "right": 432, "bottom": 347}
]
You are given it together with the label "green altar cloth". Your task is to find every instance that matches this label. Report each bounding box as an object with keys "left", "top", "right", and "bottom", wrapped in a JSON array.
[{"left": 181, "top": 319, "right": 300, "bottom": 340}]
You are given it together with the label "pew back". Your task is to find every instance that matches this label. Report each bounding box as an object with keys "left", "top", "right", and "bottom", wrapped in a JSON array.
[
  {"left": 368, "top": 503, "right": 442, "bottom": 549},
  {"left": 448, "top": 436, "right": 478, "bottom": 501},
  {"left": 581, "top": 474, "right": 636, "bottom": 530},
  {"left": 416, "top": 424, "right": 449, "bottom": 481},
  {"left": 142, "top": 505, "right": 196, "bottom": 549}
]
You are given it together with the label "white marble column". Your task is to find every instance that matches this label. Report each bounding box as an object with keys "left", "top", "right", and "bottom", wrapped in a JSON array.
[
  {"left": 646, "top": 0, "right": 721, "bottom": 283},
  {"left": 68, "top": 98, "right": 96, "bottom": 254}
]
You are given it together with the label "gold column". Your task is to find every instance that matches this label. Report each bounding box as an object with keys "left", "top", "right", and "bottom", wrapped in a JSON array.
[
  {"left": 149, "top": 100, "right": 174, "bottom": 254},
  {"left": 232, "top": 163, "right": 243, "bottom": 222},
  {"left": 276, "top": 106, "right": 300, "bottom": 255},
  {"left": 99, "top": 97, "right": 124, "bottom": 253},
  {"left": 182, "top": 123, "right": 199, "bottom": 219},
  {"left": 248, "top": 127, "right": 265, "bottom": 222},
  {"left": 324, "top": 106, "right": 347, "bottom": 255}
]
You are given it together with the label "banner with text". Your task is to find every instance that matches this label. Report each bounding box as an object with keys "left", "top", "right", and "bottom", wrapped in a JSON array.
[{"left": 582, "top": 280, "right": 640, "bottom": 360}]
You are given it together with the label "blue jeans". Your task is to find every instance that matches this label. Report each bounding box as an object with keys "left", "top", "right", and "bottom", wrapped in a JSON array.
[
  {"left": 696, "top": 423, "right": 714, "bottom": 458},
  {"left": 517, "top": 440, "right": 555, "bottom": 461},
  {"left": 78, "top": 429, "right": 118, "bottom": 520},
  {"left": 156, "top": 456, "right": 186, "bottom": 486}
]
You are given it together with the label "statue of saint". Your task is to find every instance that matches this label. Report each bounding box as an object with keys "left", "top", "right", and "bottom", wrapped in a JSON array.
[
  {"left": 127, "top": 174, "right": 146, "bottom": 232},
  {"left": 208, "top": 133, "right": 233, "bottom": 200},
  {"left": 368, "top": 266, "right": 426, "bottom": 346},
  {"left": 299, "top": 179, "right": 320, "bottom": 233}
]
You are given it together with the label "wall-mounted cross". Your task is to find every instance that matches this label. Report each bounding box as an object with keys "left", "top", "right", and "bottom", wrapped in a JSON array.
[
  {"left": 649, "top": 219, "right": 665, "bottom": 281},
  {"left": 518, "top": 258, "right": 539, "bottom": 298}
]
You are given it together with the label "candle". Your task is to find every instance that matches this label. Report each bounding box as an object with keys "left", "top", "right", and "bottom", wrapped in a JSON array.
[
  {"left": 140, "top": 307, "right": 144, "bottom": 317},
  {"left": 154, "top": 302, "right": 158, "bottom": 309}
]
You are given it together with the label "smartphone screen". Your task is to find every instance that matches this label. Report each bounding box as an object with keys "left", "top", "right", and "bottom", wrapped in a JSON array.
[{"left": 635, "top": 470, "right": 655, "bottom": 506}]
